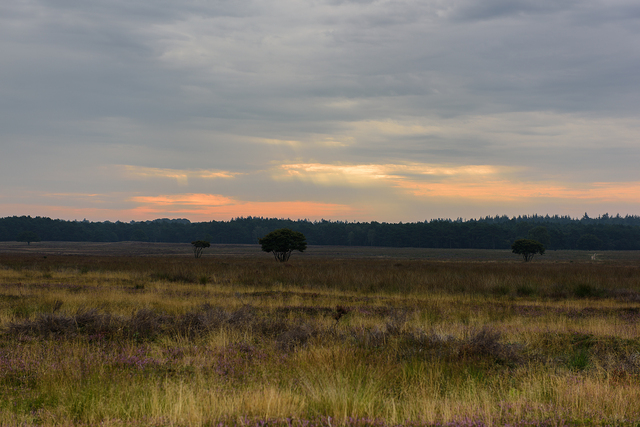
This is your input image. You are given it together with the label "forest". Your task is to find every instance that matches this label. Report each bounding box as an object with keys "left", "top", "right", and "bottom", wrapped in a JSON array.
[{"left": 2, "top": 213, "right": 640, "bottom": 250}]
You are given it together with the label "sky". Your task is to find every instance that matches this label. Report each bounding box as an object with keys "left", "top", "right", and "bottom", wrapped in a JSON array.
[{"left": 1, "top": 0, "right": 639, "bottom": 223}]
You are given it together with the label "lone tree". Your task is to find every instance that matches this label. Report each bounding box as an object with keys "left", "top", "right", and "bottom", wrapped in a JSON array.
[
  {"left": 191, "top": 240, "right": 210, "bottom": 258},
  {"left": 17, "top": 231, "right": 41, "bottom": 245},
  {"left": 259, "top": 228, "right": 307, "bottom": 262},
  {"left": 511, "top": 239, "right": 545, "bottom": 262}
]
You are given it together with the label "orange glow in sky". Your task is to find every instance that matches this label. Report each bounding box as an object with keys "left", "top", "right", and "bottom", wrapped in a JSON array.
[{"left": 128, "top": 195, "right": 360, "bottom": 221}]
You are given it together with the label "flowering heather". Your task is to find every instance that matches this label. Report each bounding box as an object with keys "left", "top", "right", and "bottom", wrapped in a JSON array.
[
  {"left": 202, "top": 415, "right": 575, "bottom": 427},
  {"left": 114, "top": 347, "right": 163, "bottom": 370},
  {"left": 215, "top": 342, "right": 267, "bottom": 380}
]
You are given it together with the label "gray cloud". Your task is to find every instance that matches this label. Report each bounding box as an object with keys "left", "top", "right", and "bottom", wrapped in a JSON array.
[
  {"left": 450, "top": 0, "right": 580, "bottom": 22},
  {"left": 1, "top": 0, "right": 639, "bottom": 221}
]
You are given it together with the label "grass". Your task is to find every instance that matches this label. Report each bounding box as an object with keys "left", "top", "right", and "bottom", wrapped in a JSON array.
[{"left": 0, "top": 243, "right": 639, "bottom": 426}]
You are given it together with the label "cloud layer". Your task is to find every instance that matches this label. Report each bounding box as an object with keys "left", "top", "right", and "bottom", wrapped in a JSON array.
[{"left": 1, "top": 0, "right": 639, "bottom": 222}]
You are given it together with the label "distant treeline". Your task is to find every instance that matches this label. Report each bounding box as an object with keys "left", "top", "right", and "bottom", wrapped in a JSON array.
[{"left": 2, "top": 214, "right": 640, "bottom": 250}]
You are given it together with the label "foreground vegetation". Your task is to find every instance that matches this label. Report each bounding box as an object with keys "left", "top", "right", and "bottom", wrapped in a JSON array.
[{"left": 1, "top": 246, "right": 639, "bottom": 426}]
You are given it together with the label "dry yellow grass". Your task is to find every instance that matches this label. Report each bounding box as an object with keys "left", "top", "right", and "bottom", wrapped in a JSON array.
[{"left": 1, "top": 249, "right": 640, "bottom": 426}]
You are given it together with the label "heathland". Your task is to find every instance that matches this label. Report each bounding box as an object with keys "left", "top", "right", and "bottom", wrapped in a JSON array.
[{"left": 0, "top": 242, "right": 639, "bottom": 426}]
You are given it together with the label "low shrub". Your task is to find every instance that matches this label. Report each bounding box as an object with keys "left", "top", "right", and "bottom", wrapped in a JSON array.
[
  {"left": 573, "top": 283, "right": 606, "bottom": 299},
  {"left": 458, "top": 326, "right": 522, "bottom": 365}
]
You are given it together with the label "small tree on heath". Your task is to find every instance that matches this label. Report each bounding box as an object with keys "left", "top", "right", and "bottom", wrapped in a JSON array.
[
  {"left": 191, "top": 240, "right": 210, "bottom": 258},
  {"left": 511, "top": 239, "right": 545, "bottom": 262},
  {"left": 259, "top": 228, "right": 307, "bottom": 262}
]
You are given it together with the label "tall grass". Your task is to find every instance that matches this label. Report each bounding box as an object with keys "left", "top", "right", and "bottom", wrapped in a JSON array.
[{"left": 1, "top": 252, "right": 640, "bottom": 426}]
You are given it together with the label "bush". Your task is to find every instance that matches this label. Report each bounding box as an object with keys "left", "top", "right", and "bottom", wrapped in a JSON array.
[
  {"left": 511, "top": 239, "right": 545, "bottom": 262},
  {"left": 516, "top": 284, "right": 536, "bottom": 297},
  {"left": 459, "top": 326, "right": 521, "bottom": 365},
  {"left": 573, "top": 283, "right": 606, "bottom": 299},
  {"left": 259, "top": 229, "right": 307, "bottom": 262}
]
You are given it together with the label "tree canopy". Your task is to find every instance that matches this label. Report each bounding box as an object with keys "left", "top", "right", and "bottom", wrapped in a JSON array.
[
  {"left": 259, "top": 228, "right": 307, "bottom": 262},
  {"left": 16, "top": 230, "right": 40, "bottom": 245},
  {"left": 576, "top": 234, "right": 603, "bottom": 250},
  {"left": 191, "top": 240, "right": 210, "bottom": 258},
  {"left": 511, "top": 239, "right": 545, "bottom": 262}
]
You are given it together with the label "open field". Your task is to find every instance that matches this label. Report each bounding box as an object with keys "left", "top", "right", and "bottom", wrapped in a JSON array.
[
  {"left": 1, "top": 243, "right": 640, "bottom": 426},
  {"left": 2, "top": 241, "right": 640, "bottom": 261}
]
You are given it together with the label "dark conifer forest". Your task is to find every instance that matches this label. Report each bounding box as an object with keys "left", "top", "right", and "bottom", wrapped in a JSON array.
[{"left": 1, "top": 214, "right": 640, "bottom": 250}]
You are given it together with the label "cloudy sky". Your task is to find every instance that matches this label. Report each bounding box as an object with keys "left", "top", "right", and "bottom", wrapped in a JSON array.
[{"left": 2, "top": 0, "right": 639, "bottom": 222}]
